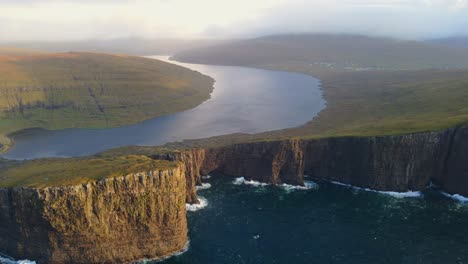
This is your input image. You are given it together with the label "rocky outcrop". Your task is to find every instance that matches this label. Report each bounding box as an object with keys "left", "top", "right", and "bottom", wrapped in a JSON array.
[
  {"left": 0, "top": 166, "right": 187, "bottom": 264},
  {"left": 2, "top": 126, "right": 468, "bottom": 263},
  {"left": 302, "top": 131, "right": 450, "bottom": 191},
  {"left": 163, "top": 126, "right": 468, "bottom": 200}
]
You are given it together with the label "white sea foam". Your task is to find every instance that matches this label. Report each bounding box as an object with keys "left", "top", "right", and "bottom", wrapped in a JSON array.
[
  {"left": 196, "top": 183, "right": 211, "bottom": 190},
  {"left": 233, "top": 177, "right": 319, "bottom": 192},
  {"left": 441, "top": 192, "right": 468, "bottom": 204},
  {"left": 186, "top": 197, "right": 208, "bottom": 212},
  {"left": 0, "top": 256, "right": 36, "bottom": 264},
  {"left": 329, "top": 181, "right": 422, "bottom": 198},
  {"left": 280, "top": 181, "right": 319, "bottom": 191},
  {"left": 201, "top": 175, "right": 212, "bottom": 179},
  {"left": 233, "top": 177, "right": 269, "bottom": 187},
  {"left": 136, "top": 240, "right": 190, "bottom": 263}
]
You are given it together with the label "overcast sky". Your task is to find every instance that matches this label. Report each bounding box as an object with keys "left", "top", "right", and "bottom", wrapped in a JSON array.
[{"left": 1, "top": 0, "right": 467, "bottom": 41}]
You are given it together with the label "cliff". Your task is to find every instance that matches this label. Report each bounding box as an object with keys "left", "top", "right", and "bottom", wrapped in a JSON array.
[
  {"left": 159, "top": 126, "right": 468, "bottom": 200},
  {"left": 3, "top": 126, "right": 468, "bottom": 263},
  {"left": 0, "top": 166, "right": 187, "bottom": 264}
]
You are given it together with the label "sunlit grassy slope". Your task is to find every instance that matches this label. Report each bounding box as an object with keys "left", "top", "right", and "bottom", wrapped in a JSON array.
[
  {"left": 0, "top": 49, "right": 214, "bottom": 152},
  {"left": 0, "top": 155, "right": 177, "bottom": 188},
  {"left": 172, "top": 34, "right": 468, "bottom": 143}
]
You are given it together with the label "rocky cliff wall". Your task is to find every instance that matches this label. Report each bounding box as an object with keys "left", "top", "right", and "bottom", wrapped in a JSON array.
[
  {"left": 166, "top": 126, "right": 468, "bottom": 200},
  {"left": 0, "top": 167, "right": 187, "bottom": 264}
]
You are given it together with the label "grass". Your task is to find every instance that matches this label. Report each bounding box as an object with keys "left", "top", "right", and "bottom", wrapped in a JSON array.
[
  {"left": 265, "top": 67, "right": 468, "bottom": 137},
  {"left": 0, "top": 155, "right": 177, "bottom": 188},
  {"left": 174, "top": 34, "right": 468, "bottom": 71},
  {"left": 0, "top": 49, "right": 214, "bottom": 152},
  {"left": 172, "top": 35, "right": 468, "bottom": 141}
]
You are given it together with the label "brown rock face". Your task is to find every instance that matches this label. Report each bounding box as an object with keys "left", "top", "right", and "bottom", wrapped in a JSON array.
[
  {"left": 167, "top": 126, "right": 468, "bottom": 200},
  {"left": 302, "top": 131, "right": 450, "bottom": 192},
  {"left": 0, "top": 167, "right": 187, "bottom": 264}
]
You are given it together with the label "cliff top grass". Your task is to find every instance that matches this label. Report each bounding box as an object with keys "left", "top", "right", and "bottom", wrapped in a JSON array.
[
  {"left": 0, "top": 155, "right": 177, "bottom": 188},
  {"left": 0, "top": 48, "right": 214, "bottom": 153}
]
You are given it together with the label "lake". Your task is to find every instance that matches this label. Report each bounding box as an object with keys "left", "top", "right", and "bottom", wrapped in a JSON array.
[{"left": 3, "top": 56, "right": 324, "bottom": 160}]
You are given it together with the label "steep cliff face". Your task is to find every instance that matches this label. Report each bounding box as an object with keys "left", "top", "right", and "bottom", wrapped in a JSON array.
[
  {"left": 303, "top": 130, "right": 452, "bottom": 192},
  {"left": 0, "top": 167, "right": 187, "bottom": 264},
  {"left": 156, "top": 140, "right": 305, "bottom": 203},
  {"left": 167, "top": 126, "right": 468, "bottom": 200},
  {"left": 438, "top": 127, "right": 468, "bottom": 196}
]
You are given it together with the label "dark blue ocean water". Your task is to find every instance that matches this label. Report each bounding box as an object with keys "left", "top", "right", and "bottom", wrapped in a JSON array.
[{"left": 162, "top": 176, "right": 468, "bottom": 264}]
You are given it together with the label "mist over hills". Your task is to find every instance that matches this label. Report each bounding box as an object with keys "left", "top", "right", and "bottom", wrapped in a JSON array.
[
  {"left": 2, "top": 38, "right": 227, "bottom": 56},
  {"left": 428, "top": 36, "right": 468, "bottom": 49},
  {"left": 174, "top": 34, "right": 468, "bottom": 71}
]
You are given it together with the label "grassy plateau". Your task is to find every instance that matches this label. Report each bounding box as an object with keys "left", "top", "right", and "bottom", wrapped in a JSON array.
[
  {"left": 0, "top": 155, "right": 177, "bottom": 188},
  {"left": 0, "top": 48, "right": 214, "bottom": 152},
  {"left": 3, "top": 34, "right": 468, "bottom": 187}
]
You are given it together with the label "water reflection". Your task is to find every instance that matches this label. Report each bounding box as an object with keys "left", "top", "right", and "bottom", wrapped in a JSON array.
[{"left": 3, "top": 56, "right": 325, "bottom": 159}]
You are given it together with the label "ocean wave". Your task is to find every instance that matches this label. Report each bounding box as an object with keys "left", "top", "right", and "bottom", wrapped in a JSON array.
[
  {"left": 136, "top": 240, "right": 190, "bottom": 263},
  {"left": 196, "top": 183, "right": 211, "bottom": 190},
  {"left": 201, "top": 175, "right": 212, "bottom": 179},
  {"left": 0, "top": 255, "right": 36, "bottom": 264},
  {"left": 233, "top": 177, "right": 319, "bottom": 191},
  {"left": 233, "top": 177, "right": 269, "bottom": 187},
  {"left": 186, "top": 197, "right": 208, "bottom": 212},
  {"left": 329, "top": 181, "right": 422, "bottom": 198},
  {"left": 441, "top": 192, "right": 468, "bottom": 204},
  {"left": 280, "top": 181, "right": 319, "bottom": 191}
]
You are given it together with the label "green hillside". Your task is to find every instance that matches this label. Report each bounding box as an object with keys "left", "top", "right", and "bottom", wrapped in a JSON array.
[
  {"left": 174, "top": 34, "right": 468, "bottom": 70},
  {"left": 0, "top": 49, "right": 214, "bottom": 152},
  {"left": 170, "top": 34, "right": 468, "bottom": 145}
]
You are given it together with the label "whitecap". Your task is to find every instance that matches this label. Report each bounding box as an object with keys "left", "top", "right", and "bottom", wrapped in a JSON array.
[
  {"left": 136, "top": 240, "right": 190, "bottom": 263},
  {"left": 232, "top": 177, "right": 269, "bottom": 187},
  {"left": 280, "top": 180, "right": 319, "bottom": 191},
  {"left": 0, "top": 255, "right": 36, "bottom": 264},
  {"left": 201, "top": 175, "right": 212, "bottom": 180},
  {"left": 441, "top": 192, "right": 468, "bottom": 204},
  {"left": 329, "top": 181, "right": 421, "bottom": 198},
  {"left": 196, "top": 183, "right": 211, "bottom": 190},
  {"left": 186, "top": 197, "right": 208, "bottom": 212}
]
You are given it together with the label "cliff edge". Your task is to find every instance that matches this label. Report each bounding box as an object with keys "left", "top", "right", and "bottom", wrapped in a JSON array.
[{"left": 0, "top": 162, "right": 187, "bottom": 264}]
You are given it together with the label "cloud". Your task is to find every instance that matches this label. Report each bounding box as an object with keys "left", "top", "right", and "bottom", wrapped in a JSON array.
[
  {"left": 218, "top": 0, "right": 468, "bottom": 39},
  {"left": 0, "top": 0, "right": 466, "bottom": 41}
]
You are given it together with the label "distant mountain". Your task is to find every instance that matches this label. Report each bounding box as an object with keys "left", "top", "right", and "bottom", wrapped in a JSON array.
[
  {"left": 174, "top": 34, "right": 468, "bottom": 70},
  {"left": 428, "top": 36, "right": 468, "bottom": 49},
  {"left": 2, "top": 38, "right": 227, "bottom": 56}
]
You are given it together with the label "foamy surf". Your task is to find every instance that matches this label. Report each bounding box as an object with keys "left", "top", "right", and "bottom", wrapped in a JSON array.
[
  {"left": 135, "top": 240, "right": 190, "bottom": 263},
  {"left": 233, "top": 177, "right": 269, "bottom": 187},
  {"left": 329, "top": 181, "right": 422, "bottom": 198},
  {"left": 196, "top": 183, "right": 211, "bottom": 190},
  {"left": 441, "top": 192, "right": 468, "bottom": 204},
  {"left": 201, "top": 175, "right": 212, "bottom": 179},
  {"left": 0, "top": 255, "right": 36, "bottom": 264},
  {"left": 280, "top": 180, "right": 319, "bottom": 191},
  {"left": 186, "top": 197, "right": 208, "bottom": 212},
  {"left": 233, "top": 177, "right": 318, "bottom": 191}
]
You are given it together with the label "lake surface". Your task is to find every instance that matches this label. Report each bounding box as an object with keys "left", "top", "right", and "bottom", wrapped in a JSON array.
[
  {"left": 3, "top": 56, "right": 324, "bottom": 160},
  {"left": 161, "top": 176, "right": 468, "bottom": 264}
]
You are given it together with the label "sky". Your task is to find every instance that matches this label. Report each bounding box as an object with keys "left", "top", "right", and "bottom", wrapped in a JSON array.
[{"left": 0, "top": 0, "right": 467, "bottom": 41}]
